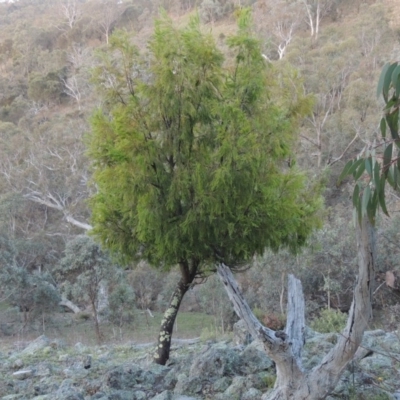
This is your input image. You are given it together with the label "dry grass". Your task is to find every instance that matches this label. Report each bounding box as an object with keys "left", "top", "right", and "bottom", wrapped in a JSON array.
[
  {"left": 0, "top": 305, "right": 216, "bottom": 348},
  {"left": 383, "top": 0, "right": 400, "bottom": 29}
]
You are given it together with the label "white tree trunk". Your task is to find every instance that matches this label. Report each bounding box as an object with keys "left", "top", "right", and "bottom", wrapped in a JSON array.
[
  {"left": 217, "top": 216, "right": 375, "bottom": 399},
  {"left": 59, "top": 296, "right": 81, "bottom": 314},
  {"left": 96, "top": 280, "right": 109, "bottom": 322}
]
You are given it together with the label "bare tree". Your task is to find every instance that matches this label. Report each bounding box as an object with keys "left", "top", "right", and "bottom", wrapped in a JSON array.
[
  {"left": 302, "top": 0, "right": 335, "bottom": 39},
  {"left": 302, "top": 90, "right": 336, "bottom": 168},
  {"left": 0, "top": 117, "right": 91, "bottom": 232},
  {"left": 23, "top": 191, "right": 92, "bottom": 231},
  {"left": 57, "top": 0, "right": 81, "bottom": 31},
  {"left": 301, "top": 62, "right": 355, "bottom": 167},
  {"left": 62, "top": 75, "right": 90, "bottom": 110},
  {"left": 253, "top": 0, "right": 301, "bottom": 60},
  {"left": 218, "top": 216, "right": 375, "bottom": 399},
  {"left": 274, "top": 20, "right": 296, "bottom": 60},
  {"left": 67, "top": 44, "right": 91, "bottom": 71},
  {"left": 98, "top": 0, "right": 125, "bottom": 45}
]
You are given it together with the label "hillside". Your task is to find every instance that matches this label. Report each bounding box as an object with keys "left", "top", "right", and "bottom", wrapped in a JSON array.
[{"left": 1, "top": 0, "right": 400, "bottom": 366}]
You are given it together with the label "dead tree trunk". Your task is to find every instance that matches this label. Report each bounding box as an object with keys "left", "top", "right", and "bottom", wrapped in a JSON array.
[
  {"left": 59, "top": 296, "right": 81, "bottom": 313},
  {"left": 217, "top": 216, "right": 375, "bottom": 399}
]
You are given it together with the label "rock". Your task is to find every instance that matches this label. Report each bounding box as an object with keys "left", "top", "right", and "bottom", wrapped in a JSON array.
[
  {"left": 11, "top": 359, "right": 24, "bottom": 369},
  {"left": 57, "top": 392, "right": 84, "bottom": 400},
  {"left": 35, "top": 362, "right": 54, "bottom": 377},
  {"left": 20, "top": 335, "right": 49, "bottom": 356},
  {"left": 99, "top": 390, "right": 145, "bottom": 400},
  {"left": 242, "top": 388, "right": 263, "bottom": 400},
  {"left": 73, "top": 343, "right": 88, "bottom": 353},
  {"left": 245, "top": 372, "right": 271, "bottom": 391},
  {"left": 239, "top": 341, "right": 274, "bottom": 374},
  {"left": 189, "top": 345, "right": 241, "bottom": 379},
  {"left": 224, "top": 376, "right": 247, "bottom": 398},
  {"left": 59, "top": 354, "right": 70, "bottom": 362},
  {"left": 12, "top": 369, "right": 33, "bottom": 380},
  {"left": 55, "top": 378, "right": 84, "bottom": 400},
  {"left": 62, "top": 366, "right": 89, "bottom": 379},
  {"left": 233, "top": 320, "right": 252, "bottom": 346},
  {"left": 212, "top": 395, "right": 230, "bottom": 400},
  {"left": 151, "top": 391, "right": 173, "bottom": 400},
  {"left": 50, "top": 338, "right": 67, "bottom": 350},
  {"left": 134, "top": 390, "right": 147, "bottom": 399},
  {"left": 83, "top": 355, "right": 92, "bottom": 369},
  {"left": 174, "top": 374, "right": 203, "bottom": 396},
  {"left": 366, "top": 329, "right": 386, "bottom": 337},
  {"left": 359, "top": 354, "right": 393, "bottom": 374},
  {"left": 302, "top": 332, "right": 336, "bottom": 367},
  {"left": 105, "top": 365, "right": 140, "bottom": 390},
  {"left": 1, "top": 328, "right": 400, "bottom": 400},
  {"left": 212, "top": 377, "right": 232, "bottom": 392},
  {"left": 103, "top": 363, "right": 167, "bottom": 391}
]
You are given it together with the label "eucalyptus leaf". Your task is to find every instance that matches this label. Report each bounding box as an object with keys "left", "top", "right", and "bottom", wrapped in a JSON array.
[
  {"left": 391, "top": 64, "right": 400, "bottom": 87},
  {"left": 361, "top": 186, "right": 371, "bottom": 216},
  {"left": 354, "top": 160, "right": 366, "bottom": 180},
  {"left": 383, "top": 63, "right": 398, "bottom": 100},
  {"left": 383, "top": 143, "right": 393, "bottom": 174},
  {"left": 380, "top": 117, "right": 387, "bottom": 138},
  {"left": 352, "top": 184, "right": 360, "bottom": 208},
  {"left": 377, "top": 62, "right": 391, "bottom": 98},
  {"left": 378, "top": 177, "right": 388, "bottom": 216},
  {"left": 337, "top": 159, "right": 354, "bottom": 184}
]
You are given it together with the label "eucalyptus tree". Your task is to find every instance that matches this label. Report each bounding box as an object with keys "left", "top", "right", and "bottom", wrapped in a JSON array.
[
  {"left": 231, "top": 59, "right": 400, "bottom": 400},
  {"left": 89, "top": 10, "right": 322, "bottom": 365},
  {"left": 339, "top": 61, "right": 400, "bottom": 222},
  {"left": 55, "top": 235, "right": 115, "bottom": 344}
]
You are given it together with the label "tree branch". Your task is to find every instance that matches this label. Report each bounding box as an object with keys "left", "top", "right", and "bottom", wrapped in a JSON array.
[{"left": 24, "top": 192, "right": 92, "bottom": 231}]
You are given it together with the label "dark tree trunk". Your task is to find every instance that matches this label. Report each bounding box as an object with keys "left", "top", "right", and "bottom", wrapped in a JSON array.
[{"left": 154, "top": 261, "right": 197, "bottom": 365}]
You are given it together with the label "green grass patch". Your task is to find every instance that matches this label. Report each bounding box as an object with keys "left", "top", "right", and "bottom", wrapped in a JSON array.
[{"left": 26, "top": 310, "right": 212, "bottom": 346}]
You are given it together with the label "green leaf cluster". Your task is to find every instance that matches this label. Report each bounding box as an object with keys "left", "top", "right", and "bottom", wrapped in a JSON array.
[
  {"left": 310, "top": 307, "right": 347, "bottom": 334},
  {"left": 339, "top": 61, "right": 400, "bottom": 224},
  {"left": 55, "top": 235, "right": 114, "bottom": 304},
  {"left": 88, "top": 10, "right": 322, "bottom": 271}
]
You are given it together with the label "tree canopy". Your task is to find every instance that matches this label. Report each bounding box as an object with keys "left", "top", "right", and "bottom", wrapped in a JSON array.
[
  {"left": 88, "top": 10, "right": 322, "bottom": 272},
  {"left": 338, "top": 61, "right": 400, "bottom": 224}
]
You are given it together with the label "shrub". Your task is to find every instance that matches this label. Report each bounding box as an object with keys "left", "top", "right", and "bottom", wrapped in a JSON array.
[
  {"left": 108, "top": 283, "right": 136, "bottom": 326},
  {"left": 76, "top": 311, "right": 92, "bottom": 321},
  {"left": 197, "top": 275, "right": 236, "bottom": 333},
  {"left": 128, "top": 262, "right": 162, "bottom": 310},
  {"left": 0, "top": 264, "right": 61, "bottom": 327},
  {"left": 199, "top": 0, "right": 233, "bottom": 24},
  {"left": 263, "top": 313, "right": 285, "bottom": 331},
  {"left": 55, "top": 235, "right": 116, "bottom": 343},
  {"left": 27, "top": 70, "right": 66, "bottom": 106},
  {"left": 310, "top": 308, "right": 347, "bottom": 333},
  {"left": 252, "top": 307, "right": 264, "bottom": 321},
  {"left": 200, "top": 326, "right": 229, "bottom": 342}
]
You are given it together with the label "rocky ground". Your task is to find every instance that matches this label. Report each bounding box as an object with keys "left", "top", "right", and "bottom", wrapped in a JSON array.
[{"left": 1, "top": 324, "right": 400, "bottom": 400}]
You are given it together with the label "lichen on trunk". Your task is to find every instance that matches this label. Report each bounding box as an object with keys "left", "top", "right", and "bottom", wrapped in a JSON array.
[{"left": 153, "top": 260, "right": 198, "bottom": 365}]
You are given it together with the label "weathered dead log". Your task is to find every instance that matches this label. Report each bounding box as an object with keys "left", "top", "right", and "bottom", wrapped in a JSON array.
[
  {"left": 59, "top": 296, "right": 81, "bottom": 314},
  {"left": 217, "top": 216, "right": 375, "bottom": 399}
]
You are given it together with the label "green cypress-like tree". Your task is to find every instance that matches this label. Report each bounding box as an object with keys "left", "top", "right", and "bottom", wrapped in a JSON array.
[{"left": 88, "top": 10, "right": 322, "bottom": 365}]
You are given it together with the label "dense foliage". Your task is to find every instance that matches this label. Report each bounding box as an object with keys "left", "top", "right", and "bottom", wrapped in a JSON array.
[
  {"left": 0, "top": 0, "right": 400, "bottom": 341},
  {"left": 89, "top": 12, "right": 322, "bottom": 271},
  {"left": 339, "top": 61, "right": 400, "bottom": 224}
]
